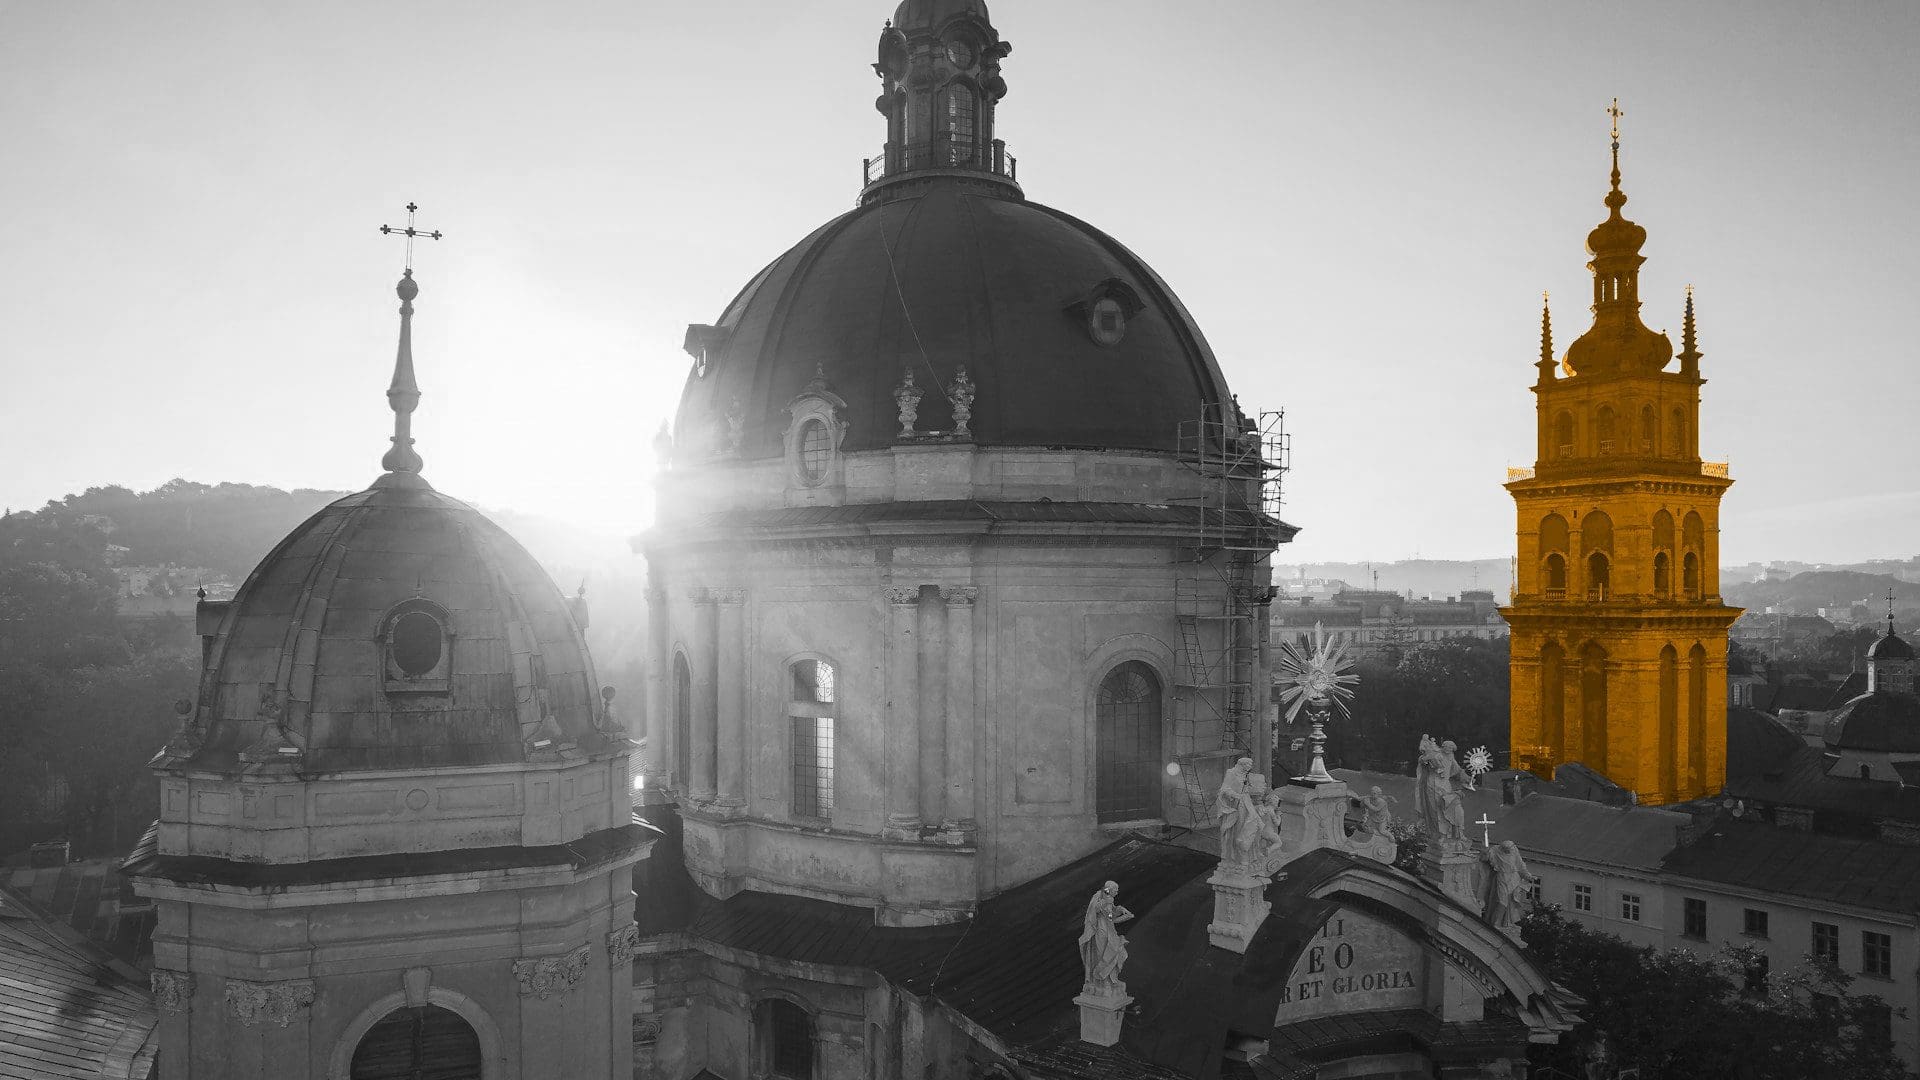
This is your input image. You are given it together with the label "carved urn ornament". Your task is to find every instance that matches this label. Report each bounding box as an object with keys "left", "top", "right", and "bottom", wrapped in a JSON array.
[
  {"left": 950, "top": 365, "right": 976, "bottom": 437},
  {"left": 893, "top": 366, "right": 923, "bottom": 437}
]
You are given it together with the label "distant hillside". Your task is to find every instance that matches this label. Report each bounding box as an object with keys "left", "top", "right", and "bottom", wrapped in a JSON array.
[
  {"left": 26, "top": 480, "right": 348, "bottom": 581},
  {"left": 1725, "top": 570, "right": 1916, "bottom": 622},
  {"left": 1274, "top": 559, "right": 1511, "bottom": 600}
]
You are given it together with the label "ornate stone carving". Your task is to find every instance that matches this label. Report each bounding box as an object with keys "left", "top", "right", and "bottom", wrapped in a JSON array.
[
  {"left": 607, "top": 924, "right": 642, "bottom": 966},
  {"left": 723, "top": 396, "right": 746, "bottom": 454},
  {"left": 224, "top": 978, "right": 315, "bottom": 1027},
  {"left": 151, "top": 970, "right": 195, "bottom": 1015},
  {"left": 940, "top": 585, "right": 978, "bottom": 606},
  {"left": 1481, "top": 840, "right": 1539, "bottom": 942},
  {"left": 1076, "top": 881, "right": 1133, "bottom": 1046},
  {"left": 710, "top": 586, "right": 746, "bottom": 605},
  {"left": 1416, "top": 734, "right": 1472, "bottom": 853},
  {"left": 886, "top": 585, "right": 921, "bottom": 606},
  {"left": 512, "top": 945, "right": 592, "bottom": 1000},
  {"left": 949, "top": 366, "right": 975, "bottom": 438},
  {"left": 893, "top": 367, "right": 923, "bottom": 437},
  {"left": 402, "top": 967, "right": 432, "bottom": 1007},
  {"left": 632, "top": 1012, "right": 663, "bottom": 1048}
]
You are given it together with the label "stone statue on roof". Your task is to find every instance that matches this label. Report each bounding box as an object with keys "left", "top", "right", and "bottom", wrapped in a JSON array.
[
  {"left": 1416, "top": 735, "right": 1471, "bottom": 849},
  {"left": 1078, "top": 880, "right": 1133, "bottom": 998},
  {"left": 1481, "top": 840, "right": 1538, "bottom": 940},
  {"left": 1214, "top": 756, "right": 1257, "bottom": 866}
]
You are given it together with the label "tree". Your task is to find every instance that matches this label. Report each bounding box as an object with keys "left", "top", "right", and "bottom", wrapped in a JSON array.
[
  {"left": 1521, "top": 906, "right": 1910, "bottom": 1079},
  {"left": 1330, "top": 637, "right": 1510, "bottom": 773}
]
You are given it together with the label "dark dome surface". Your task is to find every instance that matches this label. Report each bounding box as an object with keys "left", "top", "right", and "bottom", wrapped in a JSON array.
[
  {"left": 893, "top": 0, "right": 988, "bottom": 29},
  {"left": 1824, "top": 691, "right": 1920, "bottom": 754},
  {"left": 188, "top": 482, "right": 611, "bottom": 772},
  {"left": 1869, "top": 630, "right": 1916, "bottom": 663},
  {"left": 676, "top": 179, "right": 1235, "bottom": 459}
]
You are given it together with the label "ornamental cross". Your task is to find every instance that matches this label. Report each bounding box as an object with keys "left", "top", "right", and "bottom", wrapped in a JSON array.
[
  {"left": 1475, "top": 812, "right": 1497, "bottom": 847},
  {"left": 379, "top": 202, "right": 443, "bottom": 272},
  {"left": 1608, "top": 98, "right": 1624, "bottom": 141}
]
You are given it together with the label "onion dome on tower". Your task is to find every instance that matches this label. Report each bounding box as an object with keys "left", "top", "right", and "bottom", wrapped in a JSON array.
[{"left": 1562, "top": 101, "right": 1675, "bottom": 378}]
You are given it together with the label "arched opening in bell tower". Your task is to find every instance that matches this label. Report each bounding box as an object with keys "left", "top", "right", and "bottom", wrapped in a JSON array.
[
  {"left": 1579, "top": 642, "right": 1609, "bottom": 772},
  {"left": 1540, "top": 642, "right": 1566, "bottom": 763},
  {"left": 1687, "top": 644, "right": 1708, "bottom": 791},
  {"left": 672, "top": 652, "right": 692, "bottom": 790},
  {"left": 350, "top": 1005, "right": 482, "bottom": 1080},
  {"left": 1659, "top": 645, "right": 1680, "bottom": 797}
]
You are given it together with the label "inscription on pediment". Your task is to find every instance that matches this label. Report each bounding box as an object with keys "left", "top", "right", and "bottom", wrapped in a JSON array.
[{"left": 1273, "top": 910, "right": 1425, "bottom": 1024}]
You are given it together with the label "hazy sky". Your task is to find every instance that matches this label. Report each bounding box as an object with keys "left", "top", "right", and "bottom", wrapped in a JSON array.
[{"left": 2, "top": 1, "right": 1914, "bottom": 565}]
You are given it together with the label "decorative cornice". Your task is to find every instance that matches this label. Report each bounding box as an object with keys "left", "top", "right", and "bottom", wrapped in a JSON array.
[
  {"left": 607, "top": 924, "right": 642, "bottom": 966},
  {"left": 152, "top": 970, "right": 195, "bottom": 1015},
  {"left": 512, "top": 944, "right": 592, "bottom": 1000},
  {"left": 224, "top": 978, "right": 315, "bottom": 1027}
]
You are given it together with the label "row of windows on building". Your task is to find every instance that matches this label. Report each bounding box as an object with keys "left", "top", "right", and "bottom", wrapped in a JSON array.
[
  {"left": 1565, "top": 882, "right": 1895, "bottom": 978},
  {"left": 1548, "top": 403, "right": 1690, "bottom": 461},
  {"left": 671, "top": 655, "right": 1164, "bottom": 826},
  {"left": 1538, "top": 509, "right": 1706, "bottom": 602}
]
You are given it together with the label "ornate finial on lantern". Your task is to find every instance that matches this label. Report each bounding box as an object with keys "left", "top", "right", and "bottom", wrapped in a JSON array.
[{"left": 375, "top": 204, "right": 442, "bottom": 484}]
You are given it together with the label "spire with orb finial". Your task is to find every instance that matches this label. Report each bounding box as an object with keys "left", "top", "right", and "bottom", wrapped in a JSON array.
[
  {"left": 1535, "top": 291, "right": 1555, "bottom": 386},
  {"left": 1679, "top": 284, "right": 1702, "bottom": 377},
  {"left": 375, "top": 203, "right": 442, "bottom": 484}
]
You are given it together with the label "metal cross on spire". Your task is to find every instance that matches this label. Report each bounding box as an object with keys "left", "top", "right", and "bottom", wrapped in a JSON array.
[
  {"left": 379, "top": 202, "right": 443, "bottom": 272},
  {"left": 1608, "top": 98, "right": 1624, "bottom": 142},
  {"left": 1475, "top": 812, "right": 1497, "bottom": 848},
  {"left": 1891, "top": 587, "right": 1900, "bottom": 633}
]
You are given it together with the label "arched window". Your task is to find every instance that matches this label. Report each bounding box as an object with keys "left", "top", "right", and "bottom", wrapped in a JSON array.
[
  {"left": 1653, "top": 551, "right": 1671, "bottom": 598},
  {"left": 1595, "top": 406, "right": 1617, "bottom": 455},
  {"left": 758, "top": 998, "right": 815, "bottom": 1080},
  {"left": 1543, "top": 554, "right": 1568, "bottom": 599},
  {"left": 351, "top": 1006, "right": 481, "bottom": 1080},
  {"left": 1671, "top": 407, "right": 1688, "bottom": 457},
  {"left": 1682, "top": 552, "right": 1701, "bottom": 601},
  {"left": 1095, "top": 661, "right": 1161, "bottom": 824},
  {"left": 1639, "top": 405, "right": 1657, "bottom": 454},
  {"left": 796, "top": 419, "right": 832, "bottom": 486},
  {"left": 942, "top": 83, "right": 977, "bottom": 166},
  {"left": 1554, "top": 412, "right": 1575, "bottom": 459},
  {"left": 380, "top": 598, "right": 452, "bottom": 694},
  {"left": 1580, "top": 642, "right": 1609, "bottom": 772},
  {"left": 1687, "top": 644, "right": 1707, "bottom": 790},
  {"left": 1653, "top": 509, "right": 1675, "bottom": 549},
  {"left": 672, "top": 653, "right": 692, "bottom": 791},
  {"left": 1541, "top": 641, "right": 1566, "bottom": 763},
  {"left": 1587, "top": 552, "right": 1611, "bottom": 602},
  {"left": 1659, "top": 645, "right": 1679, "bottom": 798},
  {"left": 789, "top": 659, "right": 836, "bottom": 820}
]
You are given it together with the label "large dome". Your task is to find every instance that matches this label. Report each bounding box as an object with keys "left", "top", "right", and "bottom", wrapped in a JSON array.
[
  {"left": 1824, "top": 690, "right": 1920, "bottom": 754},
  {"left": 183, "top": 480, "right": 614, "bottom": 774},
  {"left": 674, "top": 178, "right": 1236, "bottom": 459}
]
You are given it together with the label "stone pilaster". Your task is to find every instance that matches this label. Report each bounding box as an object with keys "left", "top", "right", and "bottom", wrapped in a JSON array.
[
  {"left": 884, "top": 586, "right": 923, "bottom": 837},
  {"left": 942, "top": 586, "right": 978, "bottom": 832},
  {"left": 689, "top": 589, "right": 718, "bottom": 801},
  {"left": 918, "top": 586, "right": 948, "bottom": 829},
  {"left": 642, "top": 581, "right": 671, "bottom": 793},
  {"left": 714, "top": 588, "right": 747, "bottom": 811}
]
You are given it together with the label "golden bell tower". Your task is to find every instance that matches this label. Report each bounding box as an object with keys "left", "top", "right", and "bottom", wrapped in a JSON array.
[{"left": 1503, "top": 103, "right": 1741, "bottom": 805}]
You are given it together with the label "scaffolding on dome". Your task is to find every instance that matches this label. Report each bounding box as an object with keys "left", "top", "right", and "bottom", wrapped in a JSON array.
[{"left": 1168, "top": 405, "right": 1290, "bottom": 827}]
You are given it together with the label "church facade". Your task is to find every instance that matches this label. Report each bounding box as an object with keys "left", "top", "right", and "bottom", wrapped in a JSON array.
[{"left": 1503, "top": 113, "right": 1741, "bottom": 805}]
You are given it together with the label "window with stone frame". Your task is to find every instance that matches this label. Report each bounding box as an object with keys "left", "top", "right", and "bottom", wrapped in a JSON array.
[
  {"left": 1743, "top": 907, "right": 1769, "bottom": 938},
  {"left": 379, "top": 598, "right": 453, "bottom": 695},
  {"left": 762, "top": 998, "right": 814, "bottom": 1080},
  {"left": 1683, "top": 897, "right": 1708, "bottom": 939},
  {"left": 1862, "top": 930, "right": 1893, "bottom": 978},
  {"left": 1572, "top": 883, "right": 1593, "bottom": 913},
  {"left": 1619, "top": 892, "right": 1642, "bottom": 922},
  {"left": 1812, "top": 921, "right": 1840, "bottom": 966},
  {"left": 789, "top": 659, "right": 836, "bottom": 821}
]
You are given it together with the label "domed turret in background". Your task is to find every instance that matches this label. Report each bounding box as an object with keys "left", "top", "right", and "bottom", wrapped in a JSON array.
[{"left": 128, "top": 256, "right": 652, "bottom": 1080}]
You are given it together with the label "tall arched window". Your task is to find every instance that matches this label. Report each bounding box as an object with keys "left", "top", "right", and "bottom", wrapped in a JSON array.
[
  {"left": 1639, "top": 405, "right": 1657, "bottom": 454},
  {"left": 1671, "top": 407, "right": 1689, "bottom": 457},
  {"left": 1687, "top": 644, "right": 1707, "bottom": 792},
  {"left": 1653, "top": 552, "right": 1671, "bottom": 598},
  {"left": 1095, "top": 661, "right": 1161, "bottom": 823},
  {"left": 1659, "top": 646, "right": 1680, "bottom": 798},
  {"left": 351, "top": 1006, "right": 481, "bottom": 1080},
  {"left": 1541, "top": 642, "right": 1566, "bottom": 763},
  {"left": 672, "top": 653, "right": 692, "bottom": 791},
  {"left": 1587, "top": 552, "right": 1611, "bottom": 601},
  {"left": 1581, "top": 511, "right": 1613, "bottom": 601},
  {"left": 942, "top": 83, "right": 977, "bottom": 166},
  {"left": 1540, "top": 513, "right": 1570, "bottom": 599},
  {"left": 1595, "top": 406, "right": 1617, "bottom": 455},
  {"left": 1554, "top": 412, "right": 1575, "bottom": 459},
  {"left": 1580, "top": 642, "right": 1609, "bottom": 772},
  {"left": 1543, "top": 554, "right": 1568, "bottom": 599},
  {"left": 1682, "top": 553, "right": 1701, "bottom": 600},
  {"left": 758, "top": 998, "right": 814, "bottom": 1080},
  {"left": 789, "top": 659, "right": 836, "bottom": 820}
]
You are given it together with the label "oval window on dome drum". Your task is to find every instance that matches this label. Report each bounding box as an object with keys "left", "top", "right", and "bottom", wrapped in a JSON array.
[
  {"left": 380, "top": 599, "right": 453, "bottom": 694},
  {"left": 797, "top": 418, "right": 833, "bottom": 486},
  {"left": 1089, "top": 297, "right": 1126, "bottom": 346}
]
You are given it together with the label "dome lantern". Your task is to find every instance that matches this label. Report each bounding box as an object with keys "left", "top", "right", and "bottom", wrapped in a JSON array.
[{"left": 863, "top": 0, "right": 1018, "bottom": 202}]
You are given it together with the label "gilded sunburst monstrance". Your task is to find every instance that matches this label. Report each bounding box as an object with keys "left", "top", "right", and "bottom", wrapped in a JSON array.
[{"left": 1274, "top": 621, "right": 1359, "bottom": 783}]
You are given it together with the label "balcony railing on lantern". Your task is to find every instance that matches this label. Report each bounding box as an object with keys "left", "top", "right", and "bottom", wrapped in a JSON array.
[
  {"left": 863, "top": 138, "right": 1018, "bottom": 186},
  {"left": 1506, "top": 466, "right": 1535, "bottom": 482},
  {"left": 1701, "top": 461, "right": 1730, "bottom": 478}
]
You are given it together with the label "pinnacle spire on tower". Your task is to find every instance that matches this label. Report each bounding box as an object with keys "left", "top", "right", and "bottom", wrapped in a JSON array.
[
  {"left": 376, "top": 203, "right": 442, "bottom": 484},
  {"left": 1679, "top": 284, "right": 1702, "bottom": 376}
]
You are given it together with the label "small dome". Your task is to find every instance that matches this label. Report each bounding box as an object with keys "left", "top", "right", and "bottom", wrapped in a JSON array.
[
  {"left": 1869, "top": 630, "right": 1915, "bottom": 663},
  {"left": 675, "top": 178, "right": 1236, "bottom": 459},
  {"left": 185, "top": 482, "right": 612, "bottom": 773},
  {"left": 892, "top": 0, "right": 988, "bottom": 30},
  {"left": 1823, "top": 691, "right": 1920, "bottom": 754}
]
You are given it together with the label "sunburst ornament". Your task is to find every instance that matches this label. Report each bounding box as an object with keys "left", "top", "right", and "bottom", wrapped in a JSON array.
[
  {"left": 1275, "top": 622, "right": 1359, "bottom": 725},
  {"left": 1464, "top": 745, "right": 1495, "bottom": 780},
  {"left": 1275, "top": 622, "right": 1360, "bottom": 784}
]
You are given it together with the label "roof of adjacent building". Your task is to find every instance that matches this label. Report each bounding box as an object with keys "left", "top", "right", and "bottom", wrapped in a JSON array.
[
  {"left": 1726, "top": 706, "right": 1808, "bottom": 780},
  {"left": 1824, "top": 691, "right": 1920, "bottom": 753},
  {"left": 1724, "top": 740, "right": 1920, "bottom": 823},
  {"left": 180, "top": 481, "right": 616, "bottom": 774},
  {"left": 0, "top": 859, "right": 154, "bottom": 968},
  {"left": 673, "top": 177, "right": 1237, "bottom": 461},
  {"left": 1661, "top": 820, "right": 1920, "bottom": 916},
  {"left": 0, "top": 883, "right": 157, "bottom": 1079}
]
